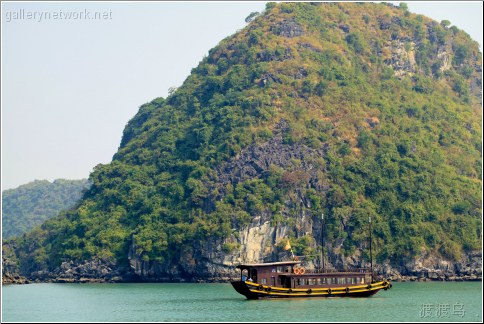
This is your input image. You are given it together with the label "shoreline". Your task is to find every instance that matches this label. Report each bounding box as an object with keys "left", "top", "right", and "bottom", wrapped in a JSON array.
[{"left": 4, "top": 275, "right": 482, "bottom": 285}]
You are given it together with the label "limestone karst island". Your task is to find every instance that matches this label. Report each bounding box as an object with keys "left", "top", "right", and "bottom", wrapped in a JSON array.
[{"left": 3, "top": 2, "right": 481, "bottom": 287}]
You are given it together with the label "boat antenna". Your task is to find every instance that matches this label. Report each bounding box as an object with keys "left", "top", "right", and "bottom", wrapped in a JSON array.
[
  {"left": 321, "top": 213, "right": 325, "bottom": 271},
  {"left": 369, "top": 216, "right": 373, "bottom": 282}
]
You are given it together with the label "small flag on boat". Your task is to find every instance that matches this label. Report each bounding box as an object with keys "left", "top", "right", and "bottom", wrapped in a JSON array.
[{"left": 284, "top": 240, "right": 291, "bottom": 251}]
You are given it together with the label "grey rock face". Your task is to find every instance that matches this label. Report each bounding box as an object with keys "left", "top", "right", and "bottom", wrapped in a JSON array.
[
  {"left": 271, "top": 18, "right": 305, "bottom": 38},
  {"left": 28, "top": 258, "right": 124, "bottom": 283},
  {"left": 215, "top": 120, "right": 327, "bottom": 193}
]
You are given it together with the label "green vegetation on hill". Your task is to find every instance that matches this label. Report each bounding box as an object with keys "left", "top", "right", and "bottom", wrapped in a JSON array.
[
  {"left": 9, "top": 2, "right": 481, "bottom": 277},
  {"left": 2, "top": 179, "right": 90, "bottom": 239}
]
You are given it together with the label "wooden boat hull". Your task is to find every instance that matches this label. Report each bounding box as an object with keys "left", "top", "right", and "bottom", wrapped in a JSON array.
[{"left": 231, "top": 280, "right": 391, "bottom": 299}]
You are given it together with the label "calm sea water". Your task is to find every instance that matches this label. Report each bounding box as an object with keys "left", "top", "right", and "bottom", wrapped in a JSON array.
[{"left": 2, "top": 282, "right": 482, "bottom": 322}]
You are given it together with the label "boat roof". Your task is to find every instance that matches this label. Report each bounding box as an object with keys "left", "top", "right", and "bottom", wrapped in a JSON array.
[{"left": 236, "top": 261, "right": 301, "bottom": 269}]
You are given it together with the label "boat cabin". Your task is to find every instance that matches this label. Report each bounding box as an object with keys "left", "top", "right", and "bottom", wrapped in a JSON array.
[{"left": 236, "top": 261, "right": 372, "bottom": 289}]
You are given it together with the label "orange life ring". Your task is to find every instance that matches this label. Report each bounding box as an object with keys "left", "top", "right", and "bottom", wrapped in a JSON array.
[
  {"left": 294, "top": 267, "right": 301, "bottom": 274},
  {"left": 299, "top": 268, "right": 306, "bottom": 275}
]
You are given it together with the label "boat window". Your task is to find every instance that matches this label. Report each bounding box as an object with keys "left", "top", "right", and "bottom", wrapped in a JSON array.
[
  {"left": 271, "top": 277, "right": 276, "bottom": 286},
  {"left": 321, "top": 278, "right": 325, "bottom": 284},
  {"left": 360, "top": 277, "right": 365, "bottom": 284},
  {"left": 297, "top": 278, "right": 303, "bottom": 286},
  {"left": 277, "top": 266, "right": 283, "bottom": 273},
  {"left": 308, "top": 278, "right": 315, "bottom": 285},
  {"left": 286, "top": 266, "right": 291, "bottom": 273},
  {"left": 250, "top": 269, "right": 258, "bottom": 283},
  {"left": 346, "top": 277, "right": 352, "bottom": 284},
  {"left": 316, "top": 278, "right": 322, "bottom": 285},
  {"left": 261, "top": 278, "right": 267, "bottom": 285},
  {"left": 272, "top": 268, "right": 276, "bottom": 273}
]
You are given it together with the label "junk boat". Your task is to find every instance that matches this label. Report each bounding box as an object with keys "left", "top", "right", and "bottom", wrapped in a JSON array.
[
  {"left": 231, "top": 215, "right": 391, "bottom": 299},
  {"left": 231, "top": 261, "right": 391, "bottom": 299}
]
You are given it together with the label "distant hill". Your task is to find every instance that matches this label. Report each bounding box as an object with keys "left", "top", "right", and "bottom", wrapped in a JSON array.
[
  {"left": 2, "top": 179, "right": 90, "bottom": 239},
  {"left": 7, "top": 2, "right": 481, "bottom": 282}
]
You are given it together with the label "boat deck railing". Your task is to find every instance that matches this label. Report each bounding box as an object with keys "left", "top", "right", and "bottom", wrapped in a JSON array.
[{"left": 311, "top": 268, "right": 372, "bottom": 274}]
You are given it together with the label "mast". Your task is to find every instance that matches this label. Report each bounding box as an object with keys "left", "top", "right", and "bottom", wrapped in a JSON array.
[
  {"left": 369, "top": 216, "right": 373, "bottom": 282},
  {"left": 321, "top": 213, "right": 325, "bottom": 271}
]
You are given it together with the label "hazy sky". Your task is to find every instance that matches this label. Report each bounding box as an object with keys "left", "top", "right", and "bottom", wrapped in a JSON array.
[{"left": 1, "top": 1, "right": 483, "bottom": 190}]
